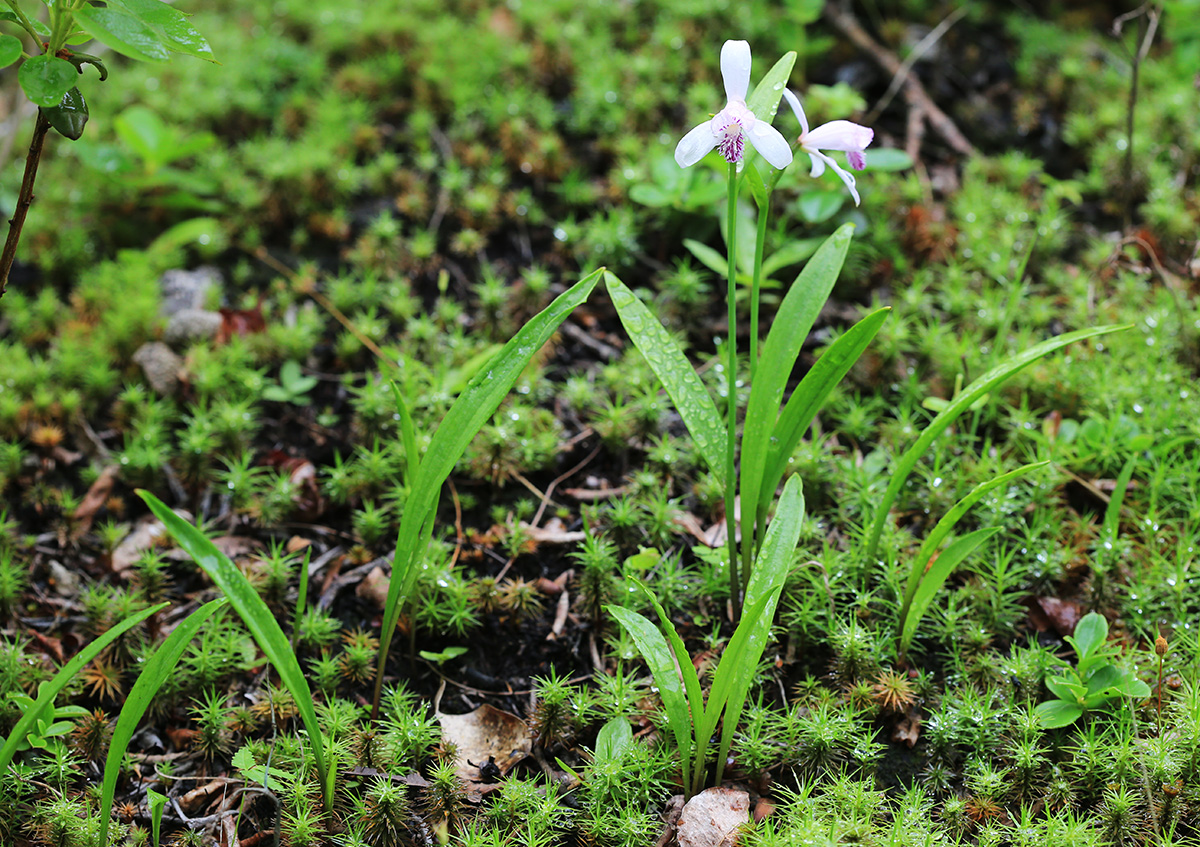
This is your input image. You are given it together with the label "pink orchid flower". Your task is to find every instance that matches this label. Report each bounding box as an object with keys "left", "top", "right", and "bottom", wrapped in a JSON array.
[
  {"left": 674, "top": 40, "right": 793, "bottom": 172},
  {"left": 782, "top": 87, "right": 874, "bottom": 205}
]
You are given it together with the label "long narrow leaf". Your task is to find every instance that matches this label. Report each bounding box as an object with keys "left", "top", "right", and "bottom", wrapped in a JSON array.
[
  {"left": 741, "top": 226, "right": 852, "bottom": 554},
  {"left": 605, "top": 271, "right": 725, "bottom": 478},
  {"left": 709, "top": 475, "right": 804, "bottom": 786},
  {"left": 900, "top": 526, "right": 1002, "bottom": 654},
  {"left": 759, "top": 307, "right": 890, "bottom": 517},
  {"left": 865, "top": 324, "right": 1129, "bottom": 562},
  {"left": 138, "top": 491, "right": 331, "bottom": 808},
  {"left": 376, "top": 270, "right": 602, "bottom": 712},
  {"left": 607, "top": 605, "right": 694, "bottom": 793},
  {"left": 0, "top": 602, "right": 164, "bottom": 772},
  {"left": 1103, "top": 455, "right": 1136, "bottom": 543},
  {"left": 98, "top": 598, "right": 226, "bottom": 846},
  {"left": 901, "top": 461, "right": 1047, "bottom": 617}
]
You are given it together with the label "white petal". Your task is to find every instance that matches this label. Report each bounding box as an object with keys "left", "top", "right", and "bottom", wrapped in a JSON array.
[
  {"left": 804, "top": 120, "right": 874, "bottom": 153},
  {"left": 807, "top": 152, "right": 826, "bottom": 178},
  {"left": 720, "top": 40, "right": 751, "bottom": 103},
  {"left": 781, "top": 88, "right": 809, "bottom": 137},
  {"left": 675, "top": 121, "right": 717, "bottom": 168},
  {"left": 813, "top": 150, "right": 861, "bottom": 205},
  {"left": 747, "top": 122, "right": 793, "bottom": 169}
]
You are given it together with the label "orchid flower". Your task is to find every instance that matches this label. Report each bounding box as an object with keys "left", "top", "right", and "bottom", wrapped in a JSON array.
[
  {"left": 674, "top": 40, "right": 793, "bottom": 172},
  {"left": 782, "top": 88, "right": 874, "bottom": 205}
]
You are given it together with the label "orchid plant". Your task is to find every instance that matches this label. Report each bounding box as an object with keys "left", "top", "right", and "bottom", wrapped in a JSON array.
[{"left": 608, "top": 39, "right": 881, "bottom": 619}]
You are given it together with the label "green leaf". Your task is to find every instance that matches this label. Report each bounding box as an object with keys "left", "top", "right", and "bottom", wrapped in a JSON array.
[
  {"left": 0, "top": 33, "right": 22, "bottom": 67},
  {"left": 137, "top": 491, "right": 331, "bottom": 809},
  {"left": 43, "top": 86, "right": 88, "bottom": 140},
  {"left": 760, "top": 237, "right": 823, "bottom": 278},
  {"left": 865, "top": 323, "right": 1131, "bottom": 562},
  {"left": 741, "top": 226, "right": 851, "bottom": 555},
  {"left": 109, "top": 0, "right": 216, "bottom": 61},
  {"left": 759, "top": 307, "right": 889, "bottom": 521},
  {"left": 419, "top": 645, "right": 468, "bottom": 663},
  {"left": 148, "top": 788, "right": 168, "bottom": 847},
  {"left": 1045, "top": 675, "right": 1085, "bottom": 702},
  {"left": 899, "top": 526, "right": 1003, "bottom": 655},
  {"left": 864, "top": 148, "right": 913, "bottom": 172},
  {"left": 683, "top": 237, "right": 731, "bottom": 278},
  {"left": 18, "top": 55, "right": 76, "bottom": 108},
  {"left": 594, "top": 717, "right": 633, "bottom": 766},
  {"left": 375, "top": 270, "right": 602, "bottom": 712},
  {"left": 1034, "top": 699, "right": 1084, "bottom": 728},
  {"left": 98, "top": 599, "right": 226, "bottom": 847},
  {"left": 740, "top": 161, "right": 770, "bottom": 211},
  {"left": 708, "top": 474, "right": 804, "bottom": 787},
  {"left": 1071, "top": 612, "right": 1109, "bottom": 662},
  {"left": 0, "top": 602, "right": 164, "bottom": 773},
  {"left": 607, "top": 605, "right": 694, "bottom": 792},
  {"left": 605, "top": 271, "right": 725, "bottom": 480},
  {"left": 798, "top": 190, "right": 845, "bottom": 224},
  {"left": 744, "top": 51, "right": 796, "bottom": 156},
  {"left": 74, "top": 5, "right": 171, "bottom": 61}
]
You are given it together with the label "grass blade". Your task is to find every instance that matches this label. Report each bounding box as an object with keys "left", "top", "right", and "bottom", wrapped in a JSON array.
[
  {"left": 375, "top": 270, "right": 602, "bottom": 715},
  {"left": 759, "top": 307, "right": 890, "bottom": 519},
  {"left": 900, "top": 461, "right": 1047, "bottom": 622},
  {"left": 138, "top": 491, "right": 331, "bottom": 808},
  {"left": 865, "top": 324, "right": 1130, "bottom": 562},
  {"left": 605, "top": 271, "right": 725, "bottom": 479},
  {"left": 607, "top": 605, "right": 694, "bottom": 794},
  {"left": 900, "top": 526, "right": 1002, "bottom": 655},
  {"left": 0, "top": 602, "right": 164, "bottom": 773},
  {"left": 741, "top": 226, "right": 851, "bottom": 554},
  {"left": 98, "top": 598, "right": 226, "bottom": 847}
]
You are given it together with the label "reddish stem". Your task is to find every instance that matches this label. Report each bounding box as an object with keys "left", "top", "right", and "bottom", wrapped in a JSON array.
[{"left": 0, "top": 110, "right": 52, "bottom": 299}]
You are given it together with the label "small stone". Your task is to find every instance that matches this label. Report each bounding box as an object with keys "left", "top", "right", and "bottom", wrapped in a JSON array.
[
  {"left": 159, "top": 267, "right": 221, "bottom": 317},
  {"left": 677, "top": 787, "right": 750, "bottom": 847},
  {"left": 164, "top": 308, "right": 222, "bottom": 346},
  {"left": 132, "top": 342, "right": 182, "bottom": 396}
]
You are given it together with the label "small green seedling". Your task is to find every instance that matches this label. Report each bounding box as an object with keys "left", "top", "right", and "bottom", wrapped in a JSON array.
[
  {"left": 419, "top": 645, "right": 469, "bottom": 664},
  {"left": 263, "top": 361, "right": 319, "bottom": 405},
  {"left": 1035, "top": 611, "right": 1150, "bottom": 728},
  {"left": 3, "top": 695, "right": 89, "bottom": 752}
]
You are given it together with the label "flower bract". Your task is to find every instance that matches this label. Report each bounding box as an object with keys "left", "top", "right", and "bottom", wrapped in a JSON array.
[
  {"left": 782, "top": 87, "right": 874, "bottom": 205},
  {"left": 674, "top": 40, "right": 793, "bottom": 172}
]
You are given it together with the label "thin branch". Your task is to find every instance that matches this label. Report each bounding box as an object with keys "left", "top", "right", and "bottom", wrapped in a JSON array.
[{"left": 0, "top": 110, "right": 52, "bottom": 299}]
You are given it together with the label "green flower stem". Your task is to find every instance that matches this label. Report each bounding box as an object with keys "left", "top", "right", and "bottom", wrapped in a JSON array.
[
  {"left": 725, "top": 162, "right": 742, "bottom": 619},
  {"left": 4, "top": 0, "right": 44, "bottom": 45},
  {"left": 742, "top": 192, "right": 770, "bottom": 586}
]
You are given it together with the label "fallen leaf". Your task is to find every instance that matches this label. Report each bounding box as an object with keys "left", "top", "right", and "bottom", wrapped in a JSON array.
[
  {"left": 1029, "top": 597, "right": 1081, "bottom": 637},
  {"left": 436, "top": 704, "right": 531, "bottom": 785},
  {"left": 355, "top": 565, "right": 389, "bottom": 609},
  {"left": 521, "top": 519, "right": 585, "bottom": 545},
  {"left": 216, "top": 300, "right": 266, "bottom": 344},
  {"left": 72, "top": 466, "right": 120, "bottom": 538},
  {"left": 893, "top": 710, "right": 922, "bottom": 747},
  {"left": 178, "top": 778, "right": 227, "bottom": 814},
  {"left": 112, "top": 510, "right": 193, "bottom": 572},
  {"left": 676, "top": 787, "right": 750, "bottom": 847}
]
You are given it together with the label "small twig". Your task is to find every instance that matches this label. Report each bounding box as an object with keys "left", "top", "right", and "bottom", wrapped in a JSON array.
[
  {"left": 529, "top": 441, "right": 602, "bottom": 528},
  {"left": 1112, "top": 3, "right": 1161, "bottom": 230},
  {"left": 865, "top": 6, "right": 969, "bottom": 126},
  {"left": 0, "top": 111, "right": 52, "bottom": 299},
  {"left": 823, "top": 2, "right": 975, "bottom": 158}
]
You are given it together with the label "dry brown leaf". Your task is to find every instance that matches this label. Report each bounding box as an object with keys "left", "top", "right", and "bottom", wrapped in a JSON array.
[
  {"left": 72, "top": 465, "right": 120, "bottom": 537},
  {"left": 893, "top": 711, "right": 922, "bottom": 747},
  {"left": 676, "top": 787, "right": 750, "bottom": 847},
  {"left": 436, "top": 704, "right": 531, "bottom": 785},
  {"left": 1029, "top": 596, "right": 1082, "bottom": 637},
  {"left": 355, "top": 565, "right": 389, "bottom": 609}
]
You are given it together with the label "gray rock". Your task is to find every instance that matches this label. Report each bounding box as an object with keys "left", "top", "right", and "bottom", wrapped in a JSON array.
[
  {"left": 164, "top": 308, "right": 223, "bottom": 346},
  {"left": 160, "top": 266, "right": 221, "bottom": 317},
  {"left": 132, "top": 342, "right": 183, "bottom": 396}
]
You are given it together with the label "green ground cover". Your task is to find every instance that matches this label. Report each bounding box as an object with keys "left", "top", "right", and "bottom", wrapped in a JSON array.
[{"left": 1, "top": 0, "right": 1199, "bottom": 844}]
